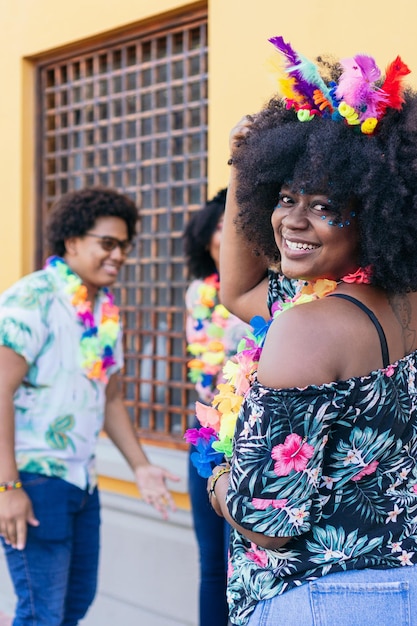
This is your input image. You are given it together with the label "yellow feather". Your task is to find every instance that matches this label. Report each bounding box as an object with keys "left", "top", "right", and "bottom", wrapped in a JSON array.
[
  {"left": 265, "top": 54, "right": 306, "bottom": 104},
  {"left": 279, "top": 77, "right": 305, "bottom": 104}
]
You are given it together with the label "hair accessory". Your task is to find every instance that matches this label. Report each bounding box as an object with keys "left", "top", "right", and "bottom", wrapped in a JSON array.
[
  {"left": 268, "top": 36, "right": 410, "bottom": 135},
  {"left": 44, "top": 256, "right": 120, "bottom": 382},
  {"left": 0, "top": 480, "right": 23, "bottom": 492}
]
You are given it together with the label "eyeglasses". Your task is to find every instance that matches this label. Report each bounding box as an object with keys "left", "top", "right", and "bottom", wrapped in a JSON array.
[{"left": 84, "top": 233, "right": 134, "bottom": 255}]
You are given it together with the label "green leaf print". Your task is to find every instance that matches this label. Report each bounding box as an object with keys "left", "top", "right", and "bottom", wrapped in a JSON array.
[
  {"left": 0, "top": 318, "right": 32, "bottom": 354},
  {"left": 19, "top": 457, "right": 67, "bottom": 479},
  {"left": 2, "top": 273, "right": 54, "bottom": 310},
  {"left": 45, "top": 414, "right": 76, "bottom": 452}
]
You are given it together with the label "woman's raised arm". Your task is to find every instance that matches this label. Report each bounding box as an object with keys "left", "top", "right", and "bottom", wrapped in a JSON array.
[{"left": 220, "top": 117, "right": 270, "bottom": 323}]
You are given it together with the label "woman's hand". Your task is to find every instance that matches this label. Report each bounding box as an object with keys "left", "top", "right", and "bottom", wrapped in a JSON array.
[
  {"left": 229, "top": 114, "right": 255, "bottom": 157},
  {"left": 134, "top": 464, "right": 179, "bottom": 520}
]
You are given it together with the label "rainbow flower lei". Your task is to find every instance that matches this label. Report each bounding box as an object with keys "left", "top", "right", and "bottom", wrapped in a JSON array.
[
  {"left": 185, "top": 268, "right": 372, "bottom": 477},
  {"left": 45, "top": 256, "right": 120, "bottom": 383},
  {"left": 186, "top": 273, "right": 232, "bottom": 399}
]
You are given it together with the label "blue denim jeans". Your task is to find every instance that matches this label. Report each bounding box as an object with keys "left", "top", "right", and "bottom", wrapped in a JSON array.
[
  {"left": 188, "top": 449, "right": 229, "bottom": 626},
  {"left": 247, "top": 565, "right": 417, "bottom": 626},
  {"left": 1, "top": 472, "right": 100, "bottom": 626}
]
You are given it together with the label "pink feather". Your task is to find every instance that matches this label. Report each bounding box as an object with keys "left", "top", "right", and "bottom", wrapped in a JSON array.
[{"left": 335, "top": 54, "right": 387, "bottom": 119}]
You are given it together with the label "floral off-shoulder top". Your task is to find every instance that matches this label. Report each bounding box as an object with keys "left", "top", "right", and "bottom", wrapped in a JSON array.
[{"left": 226, "top": 275, "right": 417, "bottom": 625}]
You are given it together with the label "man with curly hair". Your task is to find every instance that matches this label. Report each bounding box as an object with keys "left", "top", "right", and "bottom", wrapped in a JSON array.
[{"left": 0, "top": 187, "right": 178, "bottom": 625}]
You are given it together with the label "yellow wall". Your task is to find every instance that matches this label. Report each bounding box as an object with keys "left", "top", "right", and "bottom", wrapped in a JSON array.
[
  {"left": 0, "top": 0, "right": 201, "bottom": 290},
  {"left": 1, "top": 0, "right": 417, "bottom": 290},
  {"left": 208, "top": 0, "right": 417, "bottom": 187}
]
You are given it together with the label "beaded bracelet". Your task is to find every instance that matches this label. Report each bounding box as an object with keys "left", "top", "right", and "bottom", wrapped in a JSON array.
[
  {"left": 208, "top": 466, "right": 230, "bottom": 500},
  {"left": 0, "top": 480, "right": 22, "bottom": 493}
]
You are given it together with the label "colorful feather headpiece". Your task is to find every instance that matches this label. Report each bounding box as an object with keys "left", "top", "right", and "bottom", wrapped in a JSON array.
[{"left": 269, "top": 36, "right": 411, "bottom": 135}]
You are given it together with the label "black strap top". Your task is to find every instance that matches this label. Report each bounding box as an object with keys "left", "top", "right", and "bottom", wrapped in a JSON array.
[{"left": 329, "top": 293, "right": 390, "bottom": 368}]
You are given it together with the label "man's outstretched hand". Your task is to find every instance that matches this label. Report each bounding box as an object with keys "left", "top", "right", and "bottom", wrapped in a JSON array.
[{"left": 134, "top": 464, "right": 180, "bottom": 519}]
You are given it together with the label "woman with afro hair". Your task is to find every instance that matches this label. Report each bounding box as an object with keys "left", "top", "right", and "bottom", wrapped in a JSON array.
[{"left": 206, "top": 37, "right": 417, "bottom": 625}]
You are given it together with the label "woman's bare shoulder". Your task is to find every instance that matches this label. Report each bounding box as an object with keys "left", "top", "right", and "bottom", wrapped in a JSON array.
[{"left": 257, "top": 295, "right": 379, "bottom": 389}]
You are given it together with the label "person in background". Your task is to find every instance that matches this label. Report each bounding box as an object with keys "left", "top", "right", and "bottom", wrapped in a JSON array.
[
  {"left": 0, "top": 187, "right": 178, "bottom": 626},
  {"left": 183, "top": 189, "right": 249, "bottom": 626},
  {"left": 207, "top": 36, "right": 417, "bottom": 625}
]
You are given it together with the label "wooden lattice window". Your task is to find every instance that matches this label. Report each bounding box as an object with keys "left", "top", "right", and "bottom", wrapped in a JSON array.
[{"left": 36, "top": 10, "right": 208, "bottom": 446}]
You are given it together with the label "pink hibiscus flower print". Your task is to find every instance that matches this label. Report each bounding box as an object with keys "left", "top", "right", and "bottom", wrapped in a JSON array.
[
  {"left": 252, "top": 498, "right": 288, "bottom": 510},
  {"left": 351, "top": 460, "right": 379, "bottom": 481},
  {"left": 272, "top": 433, "right": 314, "bottom": 476},
  {"left": 246, "top": 543, "right": 268, "bottom": 567}
]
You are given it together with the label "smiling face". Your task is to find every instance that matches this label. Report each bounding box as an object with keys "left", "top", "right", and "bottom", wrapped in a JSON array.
[
  {"left": 63, "top": 216, "right": 129, "bottom": 298},
  {"left": 271, "top": 186, "right": 360, "bottom": 282}
]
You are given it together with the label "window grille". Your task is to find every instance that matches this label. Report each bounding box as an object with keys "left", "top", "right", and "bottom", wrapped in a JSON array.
[{"left": 36, "top": 12, "right": 208, "bottom": 446}]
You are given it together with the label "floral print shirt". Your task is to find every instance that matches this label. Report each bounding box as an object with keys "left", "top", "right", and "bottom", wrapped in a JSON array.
[
  {"left": 0, "top": 265, "right": 123, "bottom": 490},
  {"left": 226, "top": 275, "right": 417, "bottom": 625}
]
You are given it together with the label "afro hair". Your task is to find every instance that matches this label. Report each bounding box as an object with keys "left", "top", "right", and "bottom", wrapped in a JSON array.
[{"left": 232, "top": 89, "right": 417, "bottom": 293}]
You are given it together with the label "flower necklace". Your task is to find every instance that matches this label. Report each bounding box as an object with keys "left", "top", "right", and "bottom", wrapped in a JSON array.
[
  {"left": 186, "top": 273, "right": 232, "bottom": 400},
  {"left": 45, "top": 256, "right": 121, "bottom": 383},
  {"left": 185, "top": 266, "right": 372, "bottom": 477}
]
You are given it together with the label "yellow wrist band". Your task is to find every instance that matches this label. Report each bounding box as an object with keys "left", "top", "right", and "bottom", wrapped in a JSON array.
[{"left": 208, "top": 466, "right": 230, "bottom": 499}]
